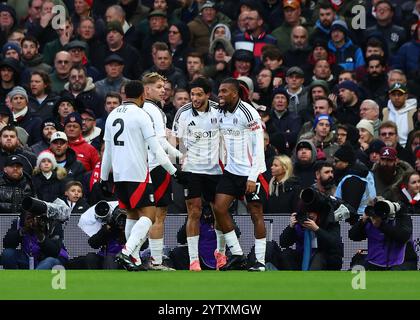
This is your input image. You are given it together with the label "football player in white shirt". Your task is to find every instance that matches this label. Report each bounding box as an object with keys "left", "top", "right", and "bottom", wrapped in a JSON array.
[
  {"left": 172, "top": 77, "right": 222, "bottom": 271},
  {"left": 142, "top": 72, "right": 183, "bottom": 271},
  {"left": 101, "top": 80, "right": 186, "bottom": 271},
  {"left": 214, "top": 78, "right": 268, "bottom": 271}
]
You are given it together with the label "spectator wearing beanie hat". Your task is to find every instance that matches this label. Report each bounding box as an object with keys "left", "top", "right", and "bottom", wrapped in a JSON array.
[
  {"left": 64, "top": 112, "right": 99, "bottom": 171},
  {"left": 334, "top": 143, "right": 377, "bottom": 217},
  {"left": 32, "top": 151, "right": 68, "bottom": 202},
  {"left": 8, "top": 86, "right": 43, "bottom": 146},
  {"left": 2, "top": 42, "right": 21, "bottom": 60},
  {"left": 266, "top": 87, "right": 301, "bottom": 153},
  {"left": 293, "top": 139, "right": 318, "bottom": 188},
  {"left": 372, "top": 146, "right": 414, "bottom": 196},
  {"left": 30, "top": 119, "right": 58, "bottom": 156},
  {"left": 356, "top": 119, "right": 375, "bottom": 151},
  {"left": 336, "top": 80, "right": 362, "bottom": 127},
  {"left": 327, "top": 19, "right": 365, "bottom": 71},
  {"left": 363, "top": 139, "right": 386, "bottom": 169},
  {"left": 300, "top": 113, "right": 338, "bottom": 162}
]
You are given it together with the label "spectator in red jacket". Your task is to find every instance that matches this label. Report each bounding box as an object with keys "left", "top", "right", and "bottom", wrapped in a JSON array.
[{"left": 63, "top": 112, "right": 99, "bottom": 172}]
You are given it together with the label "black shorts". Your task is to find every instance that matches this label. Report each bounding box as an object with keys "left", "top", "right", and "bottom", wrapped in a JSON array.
[
  {"left": 184, "top": 172, "right": 221, "bottom": 202},
  {"left": 215, "top": 171, "right": 269, "bottom": 204},
  {"left": 114, "top": 181, "right": 155, "bottom": 210},
  {"left": 151, "top": 166, "right": 173, "bottom": 207}
]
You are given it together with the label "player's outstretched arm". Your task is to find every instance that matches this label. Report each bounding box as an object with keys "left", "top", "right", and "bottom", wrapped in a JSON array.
[{"left": 146, "top": 135, "right": 177, "bottom": 175}]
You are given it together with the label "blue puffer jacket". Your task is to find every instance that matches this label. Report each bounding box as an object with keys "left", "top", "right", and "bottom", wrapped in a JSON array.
[
  {"left": 328, "top": 38, "right": 365, "bottom": 71},
  {"left": 392, "top": 41, "right": 420, "bottom": 78}
]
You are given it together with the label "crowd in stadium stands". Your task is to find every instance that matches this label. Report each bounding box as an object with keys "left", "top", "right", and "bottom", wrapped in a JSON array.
[{"left": 0, "top": 0, "right": 419, "bottom": 271}]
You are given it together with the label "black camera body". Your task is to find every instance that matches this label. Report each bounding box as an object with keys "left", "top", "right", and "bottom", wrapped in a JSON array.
[
  {"left": 298, "top": 187, "right": 354, "bottom": 224},
  {"left": 95, "top": 201, "right": 126, "bottom": 228},
  {"left": 365, "top": 199, "right": 401, "bottom": 220},
  {"left": 22, "top": 197, "right": 48, "bottom": 216}
]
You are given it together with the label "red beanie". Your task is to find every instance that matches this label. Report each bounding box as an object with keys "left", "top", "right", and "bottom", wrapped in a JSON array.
[{"left": 84, "top": 0, "right": 93, "bottom": 8}]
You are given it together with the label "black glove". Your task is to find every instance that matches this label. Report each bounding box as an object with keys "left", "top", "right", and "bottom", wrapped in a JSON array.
[{"left": 172, "top": 170, "right": 189, "bottom": 185}]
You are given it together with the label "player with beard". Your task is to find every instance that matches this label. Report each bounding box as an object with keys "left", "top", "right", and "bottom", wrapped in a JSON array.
[
  {"left": 214, "top": 78, "right": 267, "bottom": 271},
  {"left": 372, "top": 146, "right": 413, "bottom": 196}
]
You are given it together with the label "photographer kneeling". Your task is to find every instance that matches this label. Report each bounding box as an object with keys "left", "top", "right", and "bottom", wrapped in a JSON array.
[
  {"left": 70, "top": 201, "right": 126, "bottom": 269},
  {"left": 278, "top": 187, "right": 345, "bottom": 270},
  {"left": 349, "top": 197, "right": 413, "bottom": 270},
  {"left": 1, "top": 198, "right": 69, "bottom": 269}
]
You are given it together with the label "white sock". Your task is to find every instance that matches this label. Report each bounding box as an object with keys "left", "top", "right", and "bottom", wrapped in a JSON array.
[
  {"left": 124, "top": 218, "right": 137, "bottom": 240},
  {"left": 224, "top": 230, "right": 243, "bottom": 256},
  {"left": 187, "top": 236, "right": 199, "bottom": 263},
  {"left": 215, "top": 229, "right": 226, "bottom": 255},
  {"left": 123, "top": 216, "right": 152, "bottom": 257},
  {"left": 149, "top": 238, "right": 164, "bottom": 265},
  {"left": 130, "top": 242, "right": 143, "bottom": 266},
  {"left": 255, "top": 238, "right": 266, "bottom": 265}
]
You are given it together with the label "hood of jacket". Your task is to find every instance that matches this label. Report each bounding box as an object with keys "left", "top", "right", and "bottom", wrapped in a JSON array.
[
  {"left": 64, "top": 77, "right": 95, "bottom": 93},
  {"left": 387, "top": 98, "right": 417, "bottom": 115},
  {"left": 293, "top": 138, "right": 317, "bottom": 165}
]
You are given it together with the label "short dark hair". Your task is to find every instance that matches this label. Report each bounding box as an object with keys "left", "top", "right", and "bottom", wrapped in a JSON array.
[
  {"left": 125, "top": 80, "right": 144, "bottom": 98},
  {"left": 31, "top": 70, "right": 51, "bottom": 94},
  {"left": 314, "top": 160, "right": 334, "bottom": 172},
  {"left": 105, "top": 92, "right": 122, "bottom": 104},
  {"left": 189, "top": 77, "right": 211, "bottom": 94},
  {"left": 0, "top": 125, "right": 18, "bottom": 136},
  {"left": 22, "top": 35, "right": 39, "bottom": 47},
  {"left": 65, "top": 180, "right": 83, "bottom": 192},
  {"left": 366, "top": 54, "right": 386, "bottom": 67},
  {"left": 319, "top": 2, "right": 335, "bottom": 11},
  {"left": 69, "top": 64, "right": 88, "bottom": 76},
  {"left": 314, "top": 96, "right": 334, "bottom": 111},
  {"left": 220, "top": 77, "right": 240, "bottom": 93},
  {"left": 187, "top": 52, "right": 204, "bottom": 64}
]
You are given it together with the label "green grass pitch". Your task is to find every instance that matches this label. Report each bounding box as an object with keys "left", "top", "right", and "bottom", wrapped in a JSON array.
[{"left": 1, "top": 271, "right": 420, "bottom": 300}]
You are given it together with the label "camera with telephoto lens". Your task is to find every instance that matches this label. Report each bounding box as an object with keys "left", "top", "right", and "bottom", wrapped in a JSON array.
[
  {"left": 22, "top": 197, "right": 48, "bottom": 217},
  {"left": 22, "top": 196, "right": 71, "bottom": 223},
  {"left": 298, "top": 188, "right": 354, "bottom": 224},
  {"left": 95, "top": 201, "right": 126, "bottom": 228},
  {"left": 365, "top": 198, "right": 401, "bottom": 220}
]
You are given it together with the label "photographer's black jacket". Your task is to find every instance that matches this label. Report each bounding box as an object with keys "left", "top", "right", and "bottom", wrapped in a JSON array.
[
  {"left": 3, "top": 215, "right": 67, "bottom": 262},
  {"left": 279, "top": 214, "right": 343, "bottom": 270},
  {"left": 349, "top": 213, "right": 412, "bottom": 267}
]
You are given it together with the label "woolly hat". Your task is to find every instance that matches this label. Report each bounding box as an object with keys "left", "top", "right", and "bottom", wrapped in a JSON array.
[
  {"left": 356, "top": 119, "right": 374, "bottom": 137},
  {"left": 7, "top": 86, "right": 28, "bottom": 101},
  {"left": 367, "top": 139, "right": 385, "bottom": 154},
  {"left": 272, "top": 87, "right": 290, "bottom": 104},
  {"left": 330, "top": 20, "right": 348, "bottom": 35},
  {"left": 106, "top": 21, "right": 124, "bottom": 35},
  {"left": 337, "top": 80, "right": 359, "bottom": 96},
  {"left": 37, "top": 151, "right": 57, "bottom": 170},
  {"left": 64, "top": 112, "right": 83, "bottom": 128},
  {"left": 380, "top": 146, "right": 397, "bottom": 160},
  {"left": 313, "top": 114, "right": 333, "bottom": 129},
  {"left": 2, "top": 42, "right": 21, "bottom": 56},
  {"left": 334, "top": 144, "right": 356, "bottom": 164},
  {"left": 237, "top": 76, "right": 254, "bottom": 93}
]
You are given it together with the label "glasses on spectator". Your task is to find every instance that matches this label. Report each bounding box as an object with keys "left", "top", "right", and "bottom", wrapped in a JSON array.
[
  {"left": 380, "top": 132, "right": 396, "bottom": 137},
  {"left": 57, "top": 60, "right": 70, "bottom": 64},
  {"left": 168, "top": 30, "right": 179, "bottom": 34},
  {"left": 82, "top": 118, "right": 94, "bottom": 122}
]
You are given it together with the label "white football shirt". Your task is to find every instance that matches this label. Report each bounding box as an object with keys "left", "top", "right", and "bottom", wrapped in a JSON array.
[
  {"left": 172, "top": 100, "right": 222, "bottom": 175},
  {"left": 219, "top": 99, "right": 266, "bottom": 181},
  {"left": 101, "top": 102, "right": 155, "bottom": 182},
  {"left": 143, "top": 99, "right": 170, "bottom": 170}
]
